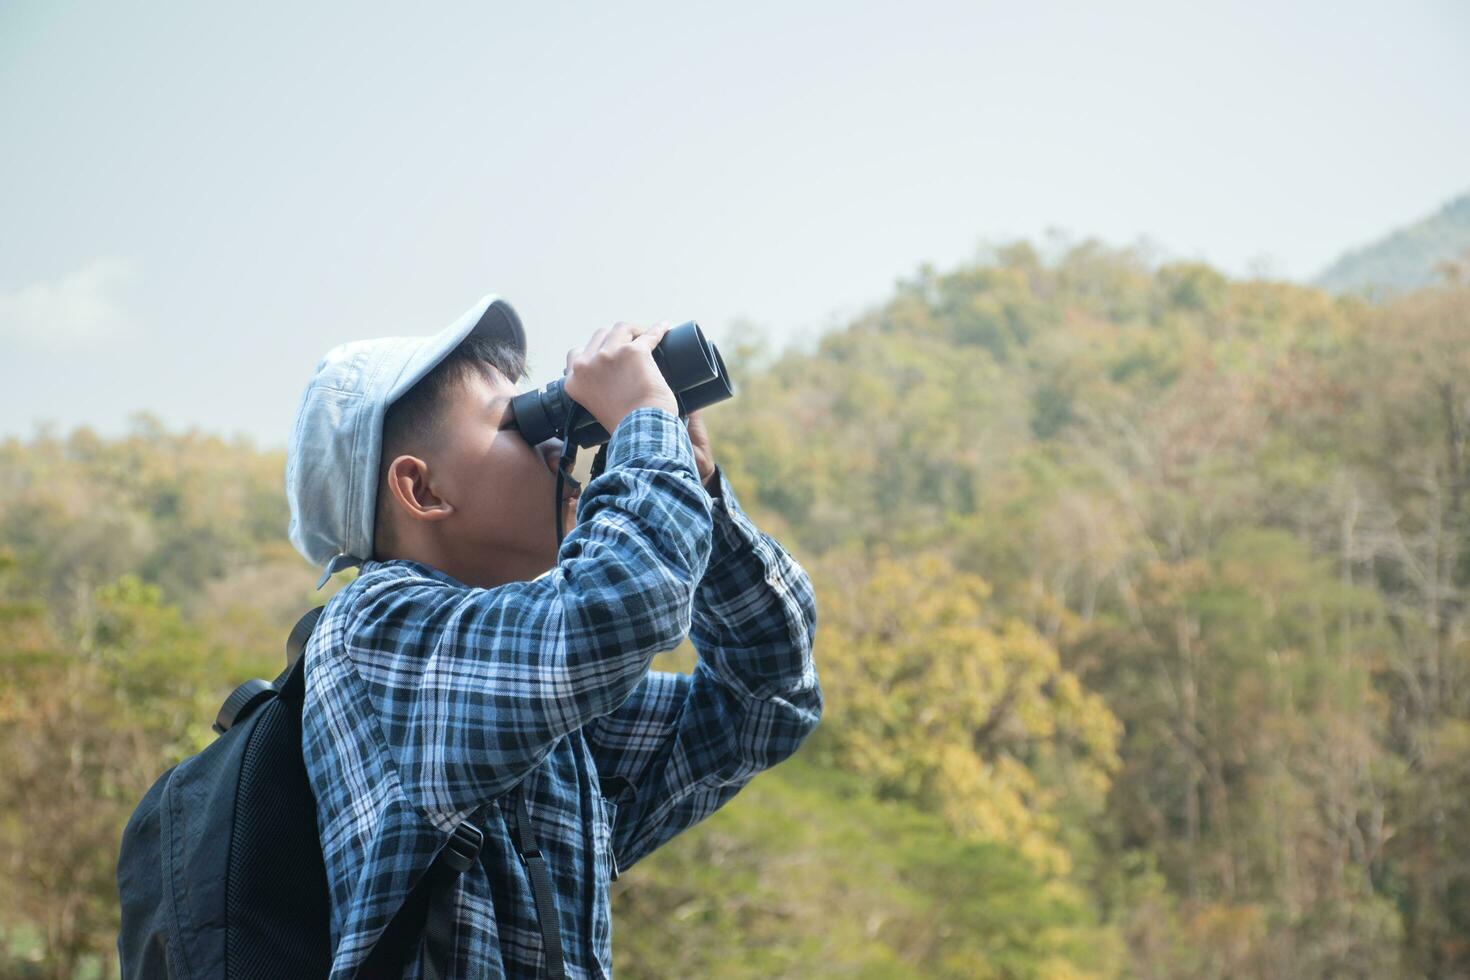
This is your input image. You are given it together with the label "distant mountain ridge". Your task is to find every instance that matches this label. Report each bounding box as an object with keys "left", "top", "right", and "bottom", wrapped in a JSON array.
[{"left": 1315, "top": 191, "right": 1470, "bottom": 297}]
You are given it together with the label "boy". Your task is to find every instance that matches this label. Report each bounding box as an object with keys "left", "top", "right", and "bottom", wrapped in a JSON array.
[{"left": 284, "top": 295, "right": 823, "bottom": 979}]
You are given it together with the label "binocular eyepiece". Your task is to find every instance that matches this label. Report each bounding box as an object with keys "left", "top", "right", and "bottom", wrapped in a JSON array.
[{"left": 507, "top": 320, "right": 735, "bottom": 448}]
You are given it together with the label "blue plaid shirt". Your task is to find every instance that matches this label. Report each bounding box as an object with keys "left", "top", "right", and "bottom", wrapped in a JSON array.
[{"left": 301, "top": 406, "right": 822, "bottom": 978}]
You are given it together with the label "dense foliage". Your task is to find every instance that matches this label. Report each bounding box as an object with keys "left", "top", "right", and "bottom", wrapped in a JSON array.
[{"left": 1, "top": 240, "right": 1466, "bottom": 978}]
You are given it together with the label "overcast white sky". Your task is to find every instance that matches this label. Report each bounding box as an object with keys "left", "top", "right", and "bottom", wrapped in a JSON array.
[{"left": 2, "top": 0, "right": 1467, "bottom": 449}]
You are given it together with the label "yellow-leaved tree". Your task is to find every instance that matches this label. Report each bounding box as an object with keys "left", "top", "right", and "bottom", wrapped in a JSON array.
[{"left": 806, "top": 547, "right": 1121, "bottom": 878}]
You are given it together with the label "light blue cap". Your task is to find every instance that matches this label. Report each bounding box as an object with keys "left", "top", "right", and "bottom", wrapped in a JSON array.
[{"left": 285, "top": 294, "right": 526, "bottom": 589}]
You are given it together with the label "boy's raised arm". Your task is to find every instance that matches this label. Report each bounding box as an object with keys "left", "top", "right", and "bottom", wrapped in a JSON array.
[
  {"left": 583, "top": 464, "right": 822, "bottom": 874},
  {"left": 340, "top": 406, "right": 713, "bottom": 819}
]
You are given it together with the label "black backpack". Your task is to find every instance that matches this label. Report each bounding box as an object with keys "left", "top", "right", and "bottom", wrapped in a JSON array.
[{"left": 116, "top": 606, "right": 569, "bottom": 980}]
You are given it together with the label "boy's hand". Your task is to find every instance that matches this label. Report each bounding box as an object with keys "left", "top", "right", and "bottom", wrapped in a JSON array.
[
  {"left": 564, "top": 321, "right": 680, "bottom": 435},
  {"left": 685, "top": 409, "right": 718, "bottom": 491}
]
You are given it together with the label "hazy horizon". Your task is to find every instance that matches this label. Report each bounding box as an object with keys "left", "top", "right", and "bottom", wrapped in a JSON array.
[{"left": 3, "top": 0, "right": 1467, "bottom": 449}]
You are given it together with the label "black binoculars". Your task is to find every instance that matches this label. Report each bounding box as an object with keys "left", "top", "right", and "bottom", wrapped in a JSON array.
[{"left": 507, "top": 321, "right": 736, "bottom": 448}]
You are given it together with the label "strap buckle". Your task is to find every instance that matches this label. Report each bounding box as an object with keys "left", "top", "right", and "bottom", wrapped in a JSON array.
[{"left": 441, "top": 821, "right": 484, "bottom": 874}]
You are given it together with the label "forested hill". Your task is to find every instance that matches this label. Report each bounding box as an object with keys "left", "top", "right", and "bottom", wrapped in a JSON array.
[
  {"left": 3, "top": 241, "right": 1469, "bottom": 978},
  {"left": 686, "top": 241, "right": 1470, "bottom": 977},
  {"left": 1316, "top": 190, "right": 1470, "bottom": 296}
]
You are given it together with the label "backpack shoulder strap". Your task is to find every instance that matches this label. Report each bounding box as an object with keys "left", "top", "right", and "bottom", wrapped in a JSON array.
[
  {"left": 355, "top": 782, "right": 568, "bottom": 980},
  {"left": 213, "top": 603, "right": 322, "bottom": 736},
  {"left": 511, "top": 786, "right": 567, "bottom": 979},
  {"left": 287, "top": 605, "right": 325, "bottom": 669},
  {"left": 272, "top": 605, "right": 325, "bottom": 704},
  {"left": 357, "top": 819, "right": 484, "bottom": 980}
]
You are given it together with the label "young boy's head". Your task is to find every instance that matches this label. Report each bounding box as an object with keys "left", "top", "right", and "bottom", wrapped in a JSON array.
[
  {"left": 372, "top": 330, "right": 583, "bottom": 587},
  {"left": 286, "top": 295, "right": 581, "bottom": 591}
]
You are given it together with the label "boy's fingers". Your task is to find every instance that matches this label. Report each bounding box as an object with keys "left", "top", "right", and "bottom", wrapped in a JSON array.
[
  {"left": 582, "top": 326, "right": 612, "bottom": 357},
  {"left": 600, "top": 322, "right": 639, "bottom": 350},
  {"left": 573, "top": 321, "right": 672, "bottom": 365},
  {"left": 632, "top": 321, "right": 673, "bottom": 350},
  {"left": 537, "top": 436, "right": 566, "bottom": 469}
]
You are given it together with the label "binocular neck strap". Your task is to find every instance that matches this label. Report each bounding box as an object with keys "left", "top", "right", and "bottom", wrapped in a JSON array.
[
  {"left": 552, "top": 402, "right": 611, "bottom": 549},
  {"left": 554, "top": 401, "right": 582, "bottom": 548}
]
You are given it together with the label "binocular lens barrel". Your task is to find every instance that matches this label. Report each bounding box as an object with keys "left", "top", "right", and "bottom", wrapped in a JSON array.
[{"left": 509, "top": 321, "right": 735, "bottom": 448}]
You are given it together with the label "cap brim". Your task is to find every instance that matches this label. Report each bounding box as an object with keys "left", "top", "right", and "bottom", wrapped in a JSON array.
[
  {"left": 470, "top": 295, "right": 526, "bottom": 359},
  {"left": 385, "top": 295, "right": 525, "bottom": 406}
]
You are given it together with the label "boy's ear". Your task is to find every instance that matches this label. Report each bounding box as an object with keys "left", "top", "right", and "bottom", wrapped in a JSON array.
[{"left": 385, "top": 455, "right": 455, "bottom": 523}]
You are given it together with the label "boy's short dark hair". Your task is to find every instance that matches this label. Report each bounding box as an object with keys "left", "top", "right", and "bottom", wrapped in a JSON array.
[{"left": 372, "top": 333, "right": 528, "bottom": 559}]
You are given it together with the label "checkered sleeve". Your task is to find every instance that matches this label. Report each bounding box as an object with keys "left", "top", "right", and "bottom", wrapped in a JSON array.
[
  {"left": 583, "top": 463, "right": 822, "bottom": 874},
  {"left": 342, "top": 406, "right": 714, "bottom": 819}
]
